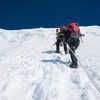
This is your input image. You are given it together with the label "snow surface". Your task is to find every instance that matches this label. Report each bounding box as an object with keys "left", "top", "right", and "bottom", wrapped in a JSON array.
[{"left": 0, "top": 26, "right": 100, "bottom": 100}]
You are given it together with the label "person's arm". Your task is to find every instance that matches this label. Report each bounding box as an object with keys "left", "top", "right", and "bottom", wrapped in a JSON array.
[{"left": 56, "top": 32, "right": 64, "bottom": 38}]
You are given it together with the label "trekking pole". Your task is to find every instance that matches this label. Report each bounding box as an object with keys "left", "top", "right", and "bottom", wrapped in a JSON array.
[
  {"left": 56, "top": 24, "right": 61, "bottom": 29},
  {"left": 67, "top": 44, "right": 76, "bottom": 56}
]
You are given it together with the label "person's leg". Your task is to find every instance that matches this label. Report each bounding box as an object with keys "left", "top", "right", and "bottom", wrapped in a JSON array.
[
  {"left": 56, "top": 39, "right": 60, "bottom": 53},
  {"left": 63, "top": 42, "right": 68, "bottom": 54},
  {"left": 74, "top": 39, "right": 80, "bottom": 50},
  {"left": 68, "top": 41, "right": 78, "bottom": 67},
  {"left": 69, "top": 49, "right": 78, "bottom": 67}
]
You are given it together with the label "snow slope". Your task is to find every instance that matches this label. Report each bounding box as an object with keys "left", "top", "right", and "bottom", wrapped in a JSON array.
[{"left": 0, "top": 26, "right": 100, "bottom": 100}]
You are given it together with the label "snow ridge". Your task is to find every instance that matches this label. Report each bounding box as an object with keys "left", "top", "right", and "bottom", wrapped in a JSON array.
[{"left": 0, "top": 27, "right": 100, "bottom": 100}]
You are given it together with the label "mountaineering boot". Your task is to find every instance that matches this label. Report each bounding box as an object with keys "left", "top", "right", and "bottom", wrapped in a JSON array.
[
  {"left": 55, "top": 50, "right": 61, "bottom": 53},
  {"left": 69, "top": 63, "right": 78, "bottom": 68}
]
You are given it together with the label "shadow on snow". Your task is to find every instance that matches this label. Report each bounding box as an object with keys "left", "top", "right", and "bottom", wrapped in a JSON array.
[
  {"left": 41, "top": 50, "right": 70, "bottom": 67},
  {"left": 42, "top": 50, "right": 56, "bottom": 54}
]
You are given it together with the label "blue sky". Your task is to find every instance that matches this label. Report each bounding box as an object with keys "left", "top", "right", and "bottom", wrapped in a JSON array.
[{"left": 0, "top": 0, "right": 100, "bottom": 29}]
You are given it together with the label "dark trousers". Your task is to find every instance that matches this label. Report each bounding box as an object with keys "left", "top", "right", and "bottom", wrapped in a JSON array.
[
  {"left": 67, "top": 38, "right": 80, "bottom": 65},
  {"left": 56, "top": 39, "right": 67, "bottom": 52}
]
